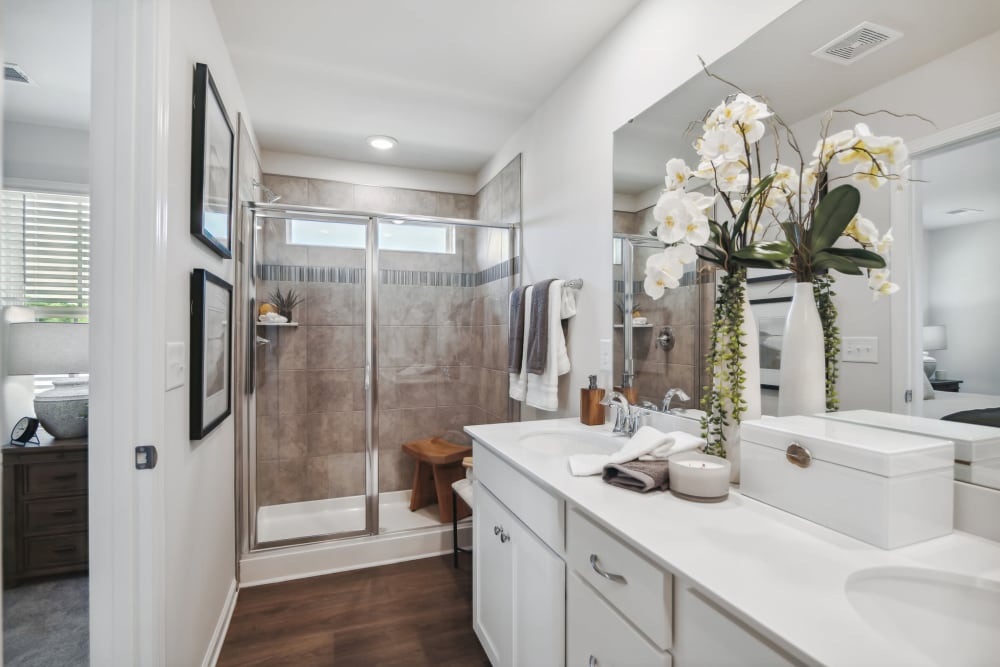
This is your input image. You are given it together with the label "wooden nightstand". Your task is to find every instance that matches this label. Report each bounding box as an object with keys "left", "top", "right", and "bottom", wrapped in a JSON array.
[
  {"left": 930, "top": 379, "right": 963, "bottom": 393},
  {"left": 3, "top": 438, "right": 88, "bottom": 587}
]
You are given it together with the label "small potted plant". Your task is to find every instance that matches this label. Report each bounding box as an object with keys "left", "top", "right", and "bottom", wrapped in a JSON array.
[{"left": 268, "top": 287, "right": 304, "bottom": 322}]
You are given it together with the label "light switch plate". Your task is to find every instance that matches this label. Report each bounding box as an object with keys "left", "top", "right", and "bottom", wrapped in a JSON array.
[
  {"left": 841, "top": 336, "right": 878, "bottom": 363},
  {"left": 599, "top": 338, "right": 612, "bottom": 371},
  {"left": 166, "top": 342, "right": 185, "bottom": 390}
]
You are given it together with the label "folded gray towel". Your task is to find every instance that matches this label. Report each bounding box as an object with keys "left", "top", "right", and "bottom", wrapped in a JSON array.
[
  {"left": 507, "top": 285, "right": 529, "bottom": 374},
  {"left": 526, "top": 278, "right": 557, "bottom": 375},
  {"left": 602, "top": 460, "right": 670, "bottom": 493}
]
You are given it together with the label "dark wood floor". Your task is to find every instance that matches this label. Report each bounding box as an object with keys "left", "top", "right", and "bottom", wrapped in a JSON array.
[{"left": 217, "top": 554, "right": 489, "bottom": 667}]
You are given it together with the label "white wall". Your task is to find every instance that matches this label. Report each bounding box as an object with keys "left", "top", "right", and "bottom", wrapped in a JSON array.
[
  {"left": 927, "top": 219, "right": 1000, "bottom": 395},
  {"left": 478, "top": 0, "right": 803, "bottom": 417},
  {"left": 2, "top": 120, "right": 89, "bottom": 190},
  {"left": 787, "top": 28, "right": 1000, "bottom": 411},
  {"left": 262, "top": 149, "right": 476, "bottom": 195},
  {"left": 160, "top": 0, "right": 253, "bottom": 664}
]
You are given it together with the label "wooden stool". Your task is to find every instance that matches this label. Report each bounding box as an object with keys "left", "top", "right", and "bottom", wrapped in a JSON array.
[{"left": 402, "top": 438, "right": 473, "bottom": 523}]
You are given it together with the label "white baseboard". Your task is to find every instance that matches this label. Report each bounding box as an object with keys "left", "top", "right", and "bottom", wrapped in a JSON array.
[
  {"left": 202, "top": 578, "right": 239, "bottom": 667},
  {"left": 240, "top": 522, "right": 471, "bottom": 587}
]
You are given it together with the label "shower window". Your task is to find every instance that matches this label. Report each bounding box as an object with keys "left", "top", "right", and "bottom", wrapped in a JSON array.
[{"left": 287, "top": 218, "right": 454, "bottom": 254}]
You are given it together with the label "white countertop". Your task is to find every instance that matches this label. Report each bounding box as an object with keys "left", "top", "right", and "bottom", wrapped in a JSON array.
[{"left": 466, "top": 418, "right": 1000, "bottom": 667}]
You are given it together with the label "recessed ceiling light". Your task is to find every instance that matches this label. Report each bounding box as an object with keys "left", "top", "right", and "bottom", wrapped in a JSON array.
[
  {"left": 367, "top": 135, "right": 397, "bottom": 150},
  {"left": 945, "top": 208, "right": 984, "bottom": 216}
]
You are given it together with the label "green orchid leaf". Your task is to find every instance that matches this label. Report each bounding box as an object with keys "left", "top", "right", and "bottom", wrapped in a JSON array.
[
  {"left": 779, "top": 221, "right": 801, "bottom": 246},
  {"left": 810, "top": 185, "right": 860, "bottom": 253},
  {"left": 823, "top": 246, "right": 886, "bottom": 269},
  {"left": 732, "top": 240, "right": 793, "bottom": 262},
  {"left": 734, "top": 174, "right": 776, "bottom": 231},
  {"left": 812, "top": 250, "right": 864, "bottom": 275}
]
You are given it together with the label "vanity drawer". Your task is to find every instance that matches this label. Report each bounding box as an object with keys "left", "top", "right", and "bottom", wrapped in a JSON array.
[
  {"left": 567, "top": 507, "right": 672, "bottom": 650},
  {"left": 24, "top": 496, "right": 88, "bottom": 535},
  {"left": 25, "top": 533, "right": 88, "bottom": 571},
  {"left": 568, "top": 572, "right": 671, "bottom": 667},
  {"left": 473, "top": 441, "right": 564, "bottom": 552},
  {"left": 25, "top": 460, "right": 87, "bottom": 496}
]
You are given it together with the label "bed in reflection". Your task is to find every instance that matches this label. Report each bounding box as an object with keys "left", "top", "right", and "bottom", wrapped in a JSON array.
[{"left": 922, "top": 390, "right": 1000, "bottom": 423}]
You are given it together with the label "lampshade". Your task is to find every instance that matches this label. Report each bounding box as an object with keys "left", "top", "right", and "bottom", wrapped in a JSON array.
[
  {"left": 922, "top": 324, "right": 948, "bottom": 352},
  {"left": 6, "top": 322, "right": 89, "bottom": 376}
]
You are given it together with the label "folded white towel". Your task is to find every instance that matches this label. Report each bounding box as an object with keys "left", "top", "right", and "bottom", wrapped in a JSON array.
[
  {"left": 570, "top": 426, "right": 679, "bottom": 477},
  {"left": 525, "top": 280, "right": 571, "bottom": 411},
  {"left": 508, "top": 286, "right": 532, "bottom": 401},
  {"left": 637, "top": 431, "right": 705, "bottom": 461}
]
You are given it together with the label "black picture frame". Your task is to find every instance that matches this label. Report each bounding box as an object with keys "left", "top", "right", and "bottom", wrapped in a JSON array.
[
  {"left": 190, "top": 269, "right": 233, "bottom": 439},
  {"left": 190, "top": 63, "right": 234, "bottom": 259}
]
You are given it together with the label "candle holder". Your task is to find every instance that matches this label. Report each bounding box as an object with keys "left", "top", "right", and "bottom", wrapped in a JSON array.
[{"left": 668, "top": 452, "right": 731, "bottom": 503}]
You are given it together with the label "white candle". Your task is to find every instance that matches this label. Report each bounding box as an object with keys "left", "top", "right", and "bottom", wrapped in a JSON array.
[{"left": 668, "top": 453, "right": 731, "bottom": 502}]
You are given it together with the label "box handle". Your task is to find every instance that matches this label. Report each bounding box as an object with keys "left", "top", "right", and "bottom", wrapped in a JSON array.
[{"left": 786, "top": 443, "right": 812, "bottom": 468}]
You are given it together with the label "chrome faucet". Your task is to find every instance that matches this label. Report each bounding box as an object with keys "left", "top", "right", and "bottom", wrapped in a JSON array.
[
  {"left": 661, "top": 388, "right": 691, "bottom": 414},
  {"left": 601, "top": 391, "right": 641, "bottom": 437}
]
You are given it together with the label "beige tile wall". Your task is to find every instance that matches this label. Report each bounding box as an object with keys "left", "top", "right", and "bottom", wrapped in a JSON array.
[{"left": 255, "top": 159, "right": 519, "bottom": 506}]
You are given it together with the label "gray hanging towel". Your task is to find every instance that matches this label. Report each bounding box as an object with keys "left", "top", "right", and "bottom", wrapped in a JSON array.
[
  {"left": 526, "top": 278, "right": 557, "bottom": 375},
  {"left": 506, "top": 285, "right": 529, "bottom": 374},
  {"left": 602, "top": 460, "right": 671, "bottom": 493}
]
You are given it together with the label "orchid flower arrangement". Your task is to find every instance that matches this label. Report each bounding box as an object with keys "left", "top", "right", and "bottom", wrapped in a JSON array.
[{"left": 643, "top": 92, "right": 907, "bottom": 301}]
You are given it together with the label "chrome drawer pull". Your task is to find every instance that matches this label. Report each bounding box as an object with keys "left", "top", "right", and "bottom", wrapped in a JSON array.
[
  {"left": 786, "top": 443, "right": 812, "bottom": 468},
  {"left": 53, "top": 473, "right": 78, "bottom": 481},
  {"left": 494, "top": 525, "right": 501, "bottom": 535},
  {"left": 589, "top": 655, "right": 598, "bottom": 667},
  {"left": 589, "top": 554, "right": 627, "bottom": 584},
  {"left": 500, "top": 531, "right": 510, "bottom": 544}
]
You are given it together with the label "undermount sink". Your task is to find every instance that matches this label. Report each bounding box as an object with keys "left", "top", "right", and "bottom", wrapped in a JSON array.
[
  {"left": 518, "top": 430, "right": 621, "bottom": 456},
  {"left": 845, "top": 567, "right": 1000, "bottom": 665}
]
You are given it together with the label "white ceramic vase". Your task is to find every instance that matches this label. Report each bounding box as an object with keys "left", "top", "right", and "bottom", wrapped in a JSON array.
[
  {"left": 778, "top": 282, "right": 826, "bottom": 417},
  {"left": 721, "top": 292, "right": 761, "bottom": 483}
]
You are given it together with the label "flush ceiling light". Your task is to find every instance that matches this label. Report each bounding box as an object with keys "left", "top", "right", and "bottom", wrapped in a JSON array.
[{"left": 367, "top": 135, "right": 397, "bottom": 150}]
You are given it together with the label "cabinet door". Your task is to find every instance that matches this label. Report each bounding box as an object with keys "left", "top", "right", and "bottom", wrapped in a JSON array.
[
  {"left": 512, "top": 514, "right": 565, "bottom": 666},
  {"left": 474, "top": 483, "right": 514, "bottom": 666},
  {"left": 674, "top": 585, "right": 802, "bottom": 667}
]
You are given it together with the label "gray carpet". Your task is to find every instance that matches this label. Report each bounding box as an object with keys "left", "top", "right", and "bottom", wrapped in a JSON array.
[{"left": 4, "top": 575, "right": 89, "bottom": 666}]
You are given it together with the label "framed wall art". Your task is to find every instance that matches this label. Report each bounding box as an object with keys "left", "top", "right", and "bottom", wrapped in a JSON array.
[
  {"left": 190, "top": 269, "right": 233, "bottom": 439},
  {"left": 190, "top": 62, "right": 235, "bottom": 259}
]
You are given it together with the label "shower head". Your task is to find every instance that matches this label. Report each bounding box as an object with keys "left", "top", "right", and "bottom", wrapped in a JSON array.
[{"left": 252, "top": 179, "right": 282, "bottom": 203}]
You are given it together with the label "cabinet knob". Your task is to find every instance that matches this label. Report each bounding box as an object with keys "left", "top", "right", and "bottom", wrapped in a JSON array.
[
  {"left": 786, "top": 442, "right": 812, "bottom": 468},
  {"left": 590, "top": 554, "right": 627, "bottom": 584}
]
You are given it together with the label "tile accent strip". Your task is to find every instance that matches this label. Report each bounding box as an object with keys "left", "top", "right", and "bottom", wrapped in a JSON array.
[{"left": 258, "top": 256, "right": 519, "bottom": 288}]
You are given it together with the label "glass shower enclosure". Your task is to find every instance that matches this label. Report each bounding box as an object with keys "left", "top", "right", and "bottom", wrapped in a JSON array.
[{"left": 241, "top": 203, "right": 517, "bottom": 551}]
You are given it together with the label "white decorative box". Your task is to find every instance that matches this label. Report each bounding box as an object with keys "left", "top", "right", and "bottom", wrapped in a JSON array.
[
  {"left": 822, "top": 409, "right": 1000, "bottom": 490},
  {"left": 740, "top": 415, "right": 955, "bottom": 549}
]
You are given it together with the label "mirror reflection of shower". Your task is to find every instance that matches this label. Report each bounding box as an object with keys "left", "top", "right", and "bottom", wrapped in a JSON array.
[{"left": 253, "top": 178, "right": 282, "bottom": 203}]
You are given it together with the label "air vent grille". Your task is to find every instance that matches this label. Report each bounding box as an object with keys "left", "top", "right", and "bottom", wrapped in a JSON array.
[
  {"left": 4, "top": 63, "right": 34, "bottom": 85},
  {"left": 812, "top": 22, "right": 902, "bottom": 65}
]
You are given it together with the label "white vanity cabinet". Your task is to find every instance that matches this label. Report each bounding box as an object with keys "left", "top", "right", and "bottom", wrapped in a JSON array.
[{"left": 473, "top": 445, "right": 565, "bottom": 667}]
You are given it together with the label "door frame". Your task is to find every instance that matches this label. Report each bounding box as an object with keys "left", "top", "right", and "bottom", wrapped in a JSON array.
[
  {"left": 89, "top": 0, "right": 170, "bottom": 663},
  {"left": 889, "top": 111, "right": 1000, "bottom": 414}
]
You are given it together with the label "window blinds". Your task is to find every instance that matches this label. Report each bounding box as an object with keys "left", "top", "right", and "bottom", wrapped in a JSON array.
[{"left": 0, "top": 189, "right": 90, "bottom": 319}]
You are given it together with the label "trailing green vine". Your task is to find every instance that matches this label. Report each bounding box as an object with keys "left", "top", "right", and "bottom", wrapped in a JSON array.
[
  {"left": 813, "top": 274, "right": 840, "bottom": 411},
  {"left": 701, "top": 268, "right": 748, "bottom": 458}
]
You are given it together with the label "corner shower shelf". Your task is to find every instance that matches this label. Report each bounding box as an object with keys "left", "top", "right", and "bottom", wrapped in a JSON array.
[{"left": 256, "top": 321, "right": 299, "bottom": 327}]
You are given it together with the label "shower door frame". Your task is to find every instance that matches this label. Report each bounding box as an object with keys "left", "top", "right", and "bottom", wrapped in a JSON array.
[
  {"left": 241, "top": 202, "right": 520, "bottom": 554},
  {"left": 614, "top": 233, "right": 666, "bottom": 389}
]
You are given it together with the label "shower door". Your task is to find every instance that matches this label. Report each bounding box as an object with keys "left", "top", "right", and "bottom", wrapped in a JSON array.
[{"left": 250, "top": 209, "right": 376, "bottom": 547}]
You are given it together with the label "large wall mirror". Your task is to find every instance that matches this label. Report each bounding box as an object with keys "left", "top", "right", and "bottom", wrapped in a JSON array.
[{"left": 612, "top": 0, "right": 1000, "bottom": 490}]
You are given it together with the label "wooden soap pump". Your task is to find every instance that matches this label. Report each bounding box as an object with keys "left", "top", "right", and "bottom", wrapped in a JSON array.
[{"left": 580, "top": 375, "right": 606, "bottom": 426}]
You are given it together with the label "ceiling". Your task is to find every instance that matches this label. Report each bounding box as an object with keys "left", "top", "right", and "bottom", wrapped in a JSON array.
[
  {"left": 613, "top": 0, "right": 1000, "bottom": 199},
  {"left": 211, "top": 0, "right": 643, "bottom": 174},
  {"left": 3, "top": 0, "right": 92, "bottom": 129},
  {"left": 920, "top": 132, "right": 1000, "bottom": 230}
]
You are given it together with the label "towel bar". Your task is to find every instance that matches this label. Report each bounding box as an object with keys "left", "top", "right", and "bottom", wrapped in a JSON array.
[{"left": 565, "top": 278, "right": 584, "bottom": 289}]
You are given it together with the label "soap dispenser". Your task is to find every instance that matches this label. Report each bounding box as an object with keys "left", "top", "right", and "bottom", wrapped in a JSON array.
[{"left": 580, "top": 375, "right": 606, "bottom": 426}]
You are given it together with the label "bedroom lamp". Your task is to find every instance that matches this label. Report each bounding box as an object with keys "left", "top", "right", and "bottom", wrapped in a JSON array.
[
  {"left": 922, "top": 324, "right": 948, "bottom": 379},
  {"left": 6, "top": 322, "right": 89, "bottom": 439}
]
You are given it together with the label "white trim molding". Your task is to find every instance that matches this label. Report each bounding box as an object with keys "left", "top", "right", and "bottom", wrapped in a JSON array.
[{"left": 203, "top": 579, "right": 239, "bottom": 667}]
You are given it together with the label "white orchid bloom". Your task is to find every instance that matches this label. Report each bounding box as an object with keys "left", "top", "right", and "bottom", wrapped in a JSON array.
[
  {"left": 868, "top": 269, "right": 899, "bottom": 301},
  {"left": 653, "top": 190, "right": 696, "bottom": 244},
  {"left": 736, "top": 120, "right": 766, "bottom": 144},
  {"left": 664, "top": 158, "right": 692, "bottom": 191},
  {"left": 692, "top": 160, "right": 716, "bottom": 180},
  {"left": 643, "top": 244, "right": 697, "bottom": 298},
  {"left": 875, "top": 229, "right": 893, "bottom": 255},
  {"left": 714, "top": 160, "right": 749, "bottom": 193},
  {"left": 733, "top": 93, "right": 773, "bottom": 123},
  {"left": 844, "top": 215, "right": 880, "bottom": 244},
  {"left": 812, "top": 128, "right": 856, "bottom": 163},
  {"left": 699, "top": 127, "right": 745, "bottom": 164},
  {"left": 853, "top": 159, "right": 889, "bottom": 189}
]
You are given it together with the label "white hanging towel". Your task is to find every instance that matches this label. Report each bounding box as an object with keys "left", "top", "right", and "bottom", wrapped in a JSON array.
[
  {"left": 525, "top": 280, "right": 571, "bottom": 411},
  {"left": 508, "top": 286, "right": 532, "bottom": 401}
]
